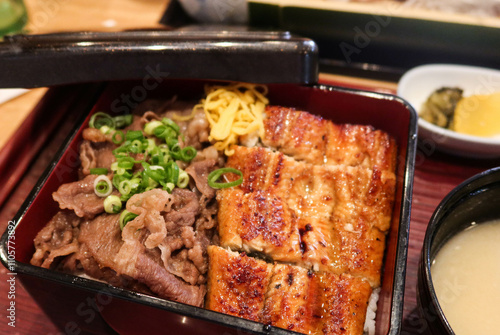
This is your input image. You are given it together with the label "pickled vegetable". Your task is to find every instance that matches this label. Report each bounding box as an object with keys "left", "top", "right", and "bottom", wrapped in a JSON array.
[
  {"left": 420, "top": 87, "right": 463, "bottom": 129},
  {"left": 453, "top": 92, "right": 500, "bottom": 137}
]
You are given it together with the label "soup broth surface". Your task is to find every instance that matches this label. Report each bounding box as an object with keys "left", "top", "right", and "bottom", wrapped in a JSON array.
[{"left": 431, "top": 220, "right": 500, "bottom": 335}]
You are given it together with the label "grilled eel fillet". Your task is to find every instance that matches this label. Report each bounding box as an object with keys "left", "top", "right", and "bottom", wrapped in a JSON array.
[
  {"left": 205, "top": 246, "right": 273, "bottom": 322},
  {"left": 262, "top": 106, "right": 397, "bottom": 173},
  {"left": 207, "top": 246, "right": 372, "bottom": 335},
  {"left": 218, "top": 145, "right": 395, "bottom": 287},
  {"left": 209, "top": 107, "right": 396, "bottom": 334}
]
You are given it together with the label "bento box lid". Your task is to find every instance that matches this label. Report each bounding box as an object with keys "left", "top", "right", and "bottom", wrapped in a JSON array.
[{"left": 0, "top": 29, "right": 319, "bottom": 88}]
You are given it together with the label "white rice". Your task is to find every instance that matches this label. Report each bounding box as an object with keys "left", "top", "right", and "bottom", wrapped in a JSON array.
[{"left": 363, "top": 288, "right": 380, "bottom": 335}]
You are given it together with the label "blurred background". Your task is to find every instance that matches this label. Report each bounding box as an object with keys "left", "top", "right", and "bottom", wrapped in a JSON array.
[{"left": 0, "top": 1, "right": 499, "bottom": 335}]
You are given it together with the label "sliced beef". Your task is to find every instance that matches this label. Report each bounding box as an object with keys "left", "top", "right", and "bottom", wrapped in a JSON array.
[
  {"left": 31, "top": 211, "right": 82, "bottom": 269},
  {"left": 196, "top": 199, "right": 218, "bottom": 232},
  {"left": 161, "top": 188, "right": 212, "bottom": 285},
  {"left": 79, "top": 140, "right": 116, "bottom": 176},
  {"left": 124, "top": 188, "right": 173, "bottom": 252},
  {"left": 121, "top": 114, "right": 142, "bottom": 131},
  {"left": 33, "top": 104, "right": 220, "bottom": 309},
  {"left": 76, "top": 207, "right": 204, "bottom": 306},
  {"left": 141, "top": 111, "right": 162, "bottom": 124},
  {"left": 164, "top": 188, "right": 200, "bottom": 226},
  {"left": 79, "top": 214, "right": 123, "bottom": 268},
  {"left": 135, "top": 252, "right": 206, "bottom": 307},
  {"left": 52, "top": 174, "right": 109, "bottom": 219},
  {"left": 122, "top": 111, "right": 162, "bottom": 132},
  {"left": 66, "top": 244, "right": 153, "bottom": 295},
  {"left": 121, "top": 189, "right": 206, "bottom": 286},
  {"left": 74, "top": 214, "right": 150, "bottom": 293},
  {"left": 159, "top": 225, "right": 206, "bottom": 286},
  {"left": 36, "top": 188, "right": 210, "bottom": 307},
  {"left": 184, "top": 109, "right": 210, "bottom": 147},
  {"left": 185, "top": 159, "right": 217, "bottom": 199},
  {"left": 82, "top": 128, "right": 108, "bottom": 143}
]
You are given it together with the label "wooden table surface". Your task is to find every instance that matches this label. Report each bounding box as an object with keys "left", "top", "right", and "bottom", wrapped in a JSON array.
[{"left": 1, "top": 2, "right": 500, "bottom": 335}]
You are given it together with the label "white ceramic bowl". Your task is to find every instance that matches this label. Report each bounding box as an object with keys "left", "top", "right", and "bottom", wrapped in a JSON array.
[{"left": 398, "top": 64, "right": 500, "bottom": 159}]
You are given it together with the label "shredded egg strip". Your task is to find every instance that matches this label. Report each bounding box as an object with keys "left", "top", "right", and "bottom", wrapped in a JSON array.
[{"left": 200, "top": 83, "right": 268, "bottom": 156}]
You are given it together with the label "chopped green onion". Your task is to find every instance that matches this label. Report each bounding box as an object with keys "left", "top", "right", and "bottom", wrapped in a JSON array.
[
  {"left": 158, "top": 144, "right": 169, "bottom": 154},
  {"left": 111, "top": 162, "right": 127, "bottom": 176},
  {"left": 142, "top": 175, "right": 159, "bottom": 189},
  {"left": 152, "top": 125, "right": 166, "bottom": 137},
  {"left": 100, "top": 125, "right": 113, "bottom": 135},
  {"left": 207, "top": 168, "right": 243, "bottom": 189},
  {"left": 149, "top": 165, "right": 165, "bottom": 171},
  {"left": 95, "top": 181, "right": 111, "bottom": 196},
  {"left": 145, "top": 118, "right": 181, "bottom": 140},
  {"left": 144, "top": 120, "right": 163, "bottom": 135},
  {"left": 142, "top": 163, "right": 173, "bottom": 190},
  {"left": 162, "top": 118, "right": 180, "bottom": 134},
  {"left": 90, "top": 112, "right": 134, "bottom": 132},
  {"left": 119, "top": 210, "right": 138, "bottom": 230},
  {"left": 112, "top": 144, "right": 130, "bottom": 155},
  {"left": 130, "top": 139, "right": 143, "bottom": 153},
  {"left": 150, "top": 154, "right": 162, "bottom": 166},
  {"left": 170, "top": 145, "right": 197, "bottom": 162},
  {"left": 112, "top": 174, "right": 124, "bottom": 191},
  {"left": 114, "top": 114, "right": 133, "bottom": 128},
  {"left": 104, "top": 195, "right": 122, "bottom": 214},
  {"left": 170, "top": 143, "right": 182, "bottom": 160},
  {"left": 145, "top": 164, "right": 166, "bottom": 183},
  {"left": 118, "top": 182, "right": 138, "bottom": 201},
  {"left": 181, "top": 146, "right": 197, "bottom": 162},
  {"left": 90, "top": 168, "right": 108, "bottom": 175},
  {"left": 126, "top": 130, "right": 144, "bottom": 141},
  {"left": 89, "top": 112, "right": 115, "bottom": 129},
  {"left": 94, "top": 175, "right": 113, "bottom": 197},
  {"left": 166, "top": 138, "right": 178, "bottom": 149},
  {"left": 118, "top": 180, "right": 133, "bottom": 196},
  {"left": 112, "top": 130, "right": 125, "bottom": 144},
  {"left": 98, "top": 117, "right": 199, "bottom": 202},
  {"left": 150, "top": 144, "right": 170, "bottom": 165},
  {"left": 164, "top": 182, "right": 175, "bottom": 193},
  {"left": 145, "top": 139, "right": 156, "bottom": 153},
  {"left": 165, "top": 161, "right": 179, "bottom": 185},
  {"left": 177, "top": 170, "right": 189, "bottom": 188},
  {"left": 154, "top": 125, "right": 177, "bottom": 139},
  {"left": 117, "top": 156, "right": 136, "bottom": 170}
]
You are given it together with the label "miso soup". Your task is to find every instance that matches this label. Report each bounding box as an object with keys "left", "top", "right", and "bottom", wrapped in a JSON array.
[{"left": 431, "top": 220, "right": 500, "bottom": 335}]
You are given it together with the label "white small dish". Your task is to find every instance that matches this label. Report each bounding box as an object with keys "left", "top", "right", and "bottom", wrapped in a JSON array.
[{"left": 398, "top": 64, "right": 500, "bottom": 159}]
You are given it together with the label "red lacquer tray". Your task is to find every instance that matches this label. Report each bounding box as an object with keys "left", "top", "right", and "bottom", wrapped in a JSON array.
[{"left": 0, "top": 79, "right": 416, "bottom": 335}]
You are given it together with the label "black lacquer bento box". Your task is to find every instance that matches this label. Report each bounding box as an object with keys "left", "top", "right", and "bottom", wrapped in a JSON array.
[{"left": 0, "top": 31, "right": 417, "bottom": 335}]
